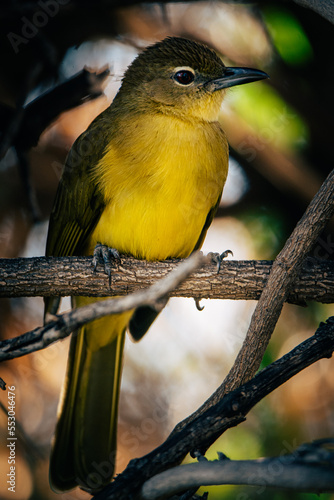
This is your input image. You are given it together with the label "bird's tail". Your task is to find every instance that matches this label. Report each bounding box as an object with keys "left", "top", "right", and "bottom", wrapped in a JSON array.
[{"left": 49, "top": 297, "right": 132, "bottom": 492}]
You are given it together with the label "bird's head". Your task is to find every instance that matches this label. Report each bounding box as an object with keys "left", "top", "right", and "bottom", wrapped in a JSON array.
[{"left": 117, "top": 37, "right": 268, "bottom": 122}]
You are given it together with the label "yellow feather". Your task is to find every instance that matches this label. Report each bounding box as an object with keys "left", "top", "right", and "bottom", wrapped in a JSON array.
[{"left": 90, "top": 112, "right": 228, "bottom": 259}]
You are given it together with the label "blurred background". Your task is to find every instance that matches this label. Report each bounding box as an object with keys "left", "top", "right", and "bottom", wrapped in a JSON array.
[{"left": 0, "top": 1, "right": 333, "bottom": 499}]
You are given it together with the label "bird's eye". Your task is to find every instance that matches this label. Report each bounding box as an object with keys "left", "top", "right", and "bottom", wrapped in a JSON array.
[{"left": 174, "top": 70, "right": 195, "bottom": 85}]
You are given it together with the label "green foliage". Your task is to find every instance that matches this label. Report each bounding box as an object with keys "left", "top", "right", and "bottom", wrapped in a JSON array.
[
  {"left": 228, "top": 82, "right": 309, "bottom": 152},
  {"left": 262, "top": 6, "right": 313, "bottom": 66},
  {"left": 241, "top": 207, "right": 286, "bottom": 259}
]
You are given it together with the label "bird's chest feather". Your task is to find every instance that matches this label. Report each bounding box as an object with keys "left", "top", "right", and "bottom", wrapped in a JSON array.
[{"left": 90, "top": 114, "right": 228, "bottom": 260}]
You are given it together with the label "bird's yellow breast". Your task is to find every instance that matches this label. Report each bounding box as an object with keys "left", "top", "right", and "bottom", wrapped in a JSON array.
[{"left": 90, "top": 112, "right": 228, "bottom": 260}]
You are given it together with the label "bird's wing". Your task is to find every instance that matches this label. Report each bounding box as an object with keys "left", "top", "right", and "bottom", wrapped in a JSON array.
[
  {"left": 45, "top": 112, "right": 110, "bottom": 316},
  {"left": 45, "top": 165, "right": 104, "bottom": 258},
  {"left": 46, "top": 113, "right": 112, "bottom": 257},
  {"left": 192, "top": 195, "right": 222, "bottom": 251}
]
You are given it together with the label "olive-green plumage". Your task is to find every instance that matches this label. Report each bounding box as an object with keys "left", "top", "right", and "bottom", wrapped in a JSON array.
[{"left": 46, "top": 36, "right": 267, "bottom": 492}]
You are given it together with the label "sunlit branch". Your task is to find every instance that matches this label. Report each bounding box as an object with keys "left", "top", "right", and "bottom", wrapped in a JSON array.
[{"left": 0, "top": 255, "right": 333, "bottom": 304}]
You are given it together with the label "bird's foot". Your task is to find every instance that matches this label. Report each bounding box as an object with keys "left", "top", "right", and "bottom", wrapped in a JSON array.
[
  {"left": 209, "top": 249, "right": 233, "bottom": 273},
  {"left": 92, "top": 243, "right": 121, "bottom": 286},
  {"left": 217, "top": 451, "right": 231, "bottom": 461},
  {"left": 195, "top": 298, "right": 205, "bottom": 311},
  {"left": 192, "top": 450, "right": 208, "bottom": 462}
]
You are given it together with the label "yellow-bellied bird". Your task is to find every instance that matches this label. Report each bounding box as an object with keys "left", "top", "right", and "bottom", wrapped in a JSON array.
[{"left": 46, "top": 37, "right": 267, "bottom": 492}]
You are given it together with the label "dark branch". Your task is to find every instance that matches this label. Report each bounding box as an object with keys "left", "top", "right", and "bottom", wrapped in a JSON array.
[
  {"left": 92, "top": 317, "right": 334, "bottom": 500},
  {"left": 176, "top": 167, "right": 334, "bottom": 435},
  {"left": 0, "top": 68, "right": 110, "bottom": 155},
  {"left": 291, "top": 0, "right": 334, "bottom": 24}
]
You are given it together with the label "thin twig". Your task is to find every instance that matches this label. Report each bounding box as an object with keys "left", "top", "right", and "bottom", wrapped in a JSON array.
[{"left": 0, "top": 252, "right": 206, "bottom": 362}]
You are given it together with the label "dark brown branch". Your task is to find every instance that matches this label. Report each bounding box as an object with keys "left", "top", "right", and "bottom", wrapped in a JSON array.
[
  {"left": 92, "top": 317, "right": 334, "bottom": 500},
  {"left": 19, "top": 68, "right": 110, "bottom": 150},
  {"left": 0, "top": 68, "right": 110, "bottom": 155},
  {"left": 291, "top": 0, "right": 334, "bottom": 24},
  {"left": 16, "top": 149, "right": 42, "bottom": 221},
  {"left": 0, "top": 256, "right": 333, "bottom": 304},
  {"left": 0, "top": 62, "right": 43, "bottom": 159}
]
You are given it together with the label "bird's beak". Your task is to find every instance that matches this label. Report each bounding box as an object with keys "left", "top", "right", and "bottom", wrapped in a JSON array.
[{"left": 206, "top": 67, "right": 269, "bottom": 92}]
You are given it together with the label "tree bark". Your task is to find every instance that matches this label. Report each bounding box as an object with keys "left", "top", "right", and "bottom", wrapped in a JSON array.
[{"left": 0, "top": 256, "right": 333, "bottom": 304}]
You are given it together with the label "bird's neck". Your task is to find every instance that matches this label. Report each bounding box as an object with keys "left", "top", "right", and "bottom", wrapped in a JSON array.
[{"left": 111, "top": 88, "right": 224, "bottom": 124}]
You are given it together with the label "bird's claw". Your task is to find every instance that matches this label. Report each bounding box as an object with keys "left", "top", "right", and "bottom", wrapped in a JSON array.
[
  {"left": 92, "top": 243, "right": 121, "bottom": 287},
  {"left": 217, "top": 451, "right": 230, "bottom": 461},
  {"left": 209, "top": 249, "right": 233, "bottom": 273},
  {"left": 191, "top": 450, "right": 208, "bottom": 462},
  {"left": 195, "top": 298, "right": 205, "bottom": 311}
]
